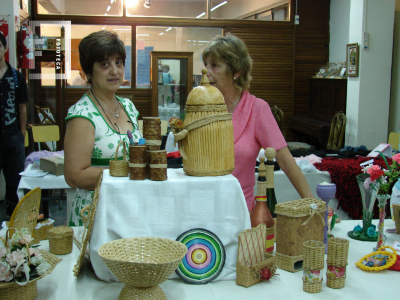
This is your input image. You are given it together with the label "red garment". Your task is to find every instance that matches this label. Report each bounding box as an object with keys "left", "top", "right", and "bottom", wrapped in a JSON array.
[
  {"left": 0, "top": 20, "right": 9, "bottom": 62},
  {"left": 314, "top": 156, "right": 391, "bottom": 219},
  {"left": 17, "top": 26, "right": 33, "bottom": 69},
  {"left": 167, "top": 151, "right": 181, "bottom": 159}
]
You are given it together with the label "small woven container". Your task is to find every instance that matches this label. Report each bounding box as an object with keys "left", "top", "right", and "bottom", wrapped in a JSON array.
[
  {"left": 236, "top": 254, "right": 276, "bottom": 288},
  {"left": 275, "top": 198, "right": 325, "bottom": 272},
  {"left": 149, "top": 150, "right": 167, "bottom": 181},
  {"left": 129, "top": 144, "right": 146, "bottom": 180},
  {"left": 145, "top": 143, "right": 161, "bottom": 179},
  {"left": 47, "top": 226, "right": 74, "bottom": 255},
  {"left": 303, "top": 276, "right": 322, "bottom": 293},
  {"left": 303, "top": 240, "right": 325, "bottom": 270},
  {"left": 326, "top": 238, "right": 349, "bottom": 289},
  {"left": 33, "top": 219, "right": 54, "bottom": 244},
  {"left": 98, "top": 237, "right": 187, "bottom": 300},
  {"left": 109, "top": 140, "right": 129, "bottom": 177},
  {"left": 143, "top": 117, "right": 161, "bottom": 140}
]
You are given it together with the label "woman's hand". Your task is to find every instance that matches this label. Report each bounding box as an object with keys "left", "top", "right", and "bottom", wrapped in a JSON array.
[{"left": 64, "top": 117, "right": 100, "bottom": 190}]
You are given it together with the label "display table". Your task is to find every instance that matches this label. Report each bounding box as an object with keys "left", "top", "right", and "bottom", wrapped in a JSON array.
[
  {"left": 90, "top": 169, "right": 251, "bottom": 282},
  {"left": 1, "top": 220, "right": 397, "bottom": 299}
]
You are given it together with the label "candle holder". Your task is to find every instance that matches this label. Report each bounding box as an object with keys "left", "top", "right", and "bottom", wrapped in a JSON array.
[{"left": 316, "top": 182, "right": 336, "bottom": 253}]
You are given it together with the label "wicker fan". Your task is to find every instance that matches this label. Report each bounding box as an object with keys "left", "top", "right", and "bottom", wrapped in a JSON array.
[{"left": 73, "top": 169, "right": 103, "bottom": 276}]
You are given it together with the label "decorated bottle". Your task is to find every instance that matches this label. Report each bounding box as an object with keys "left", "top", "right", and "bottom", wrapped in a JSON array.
[
  {"left": 251, "top": 156, "right": 275, "bottom": 228},
  {"left": 265, "top": 147, "right": 277, "bottom": 218}
]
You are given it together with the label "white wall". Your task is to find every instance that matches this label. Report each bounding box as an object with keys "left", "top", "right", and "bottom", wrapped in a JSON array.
[
  {"left": 389, "top": 0, "right": 400, "bottom": 133},
  {"left": 329, "top": 0, "right": 350, "bottom": 63},
  {"left": 330, "top": 0, "right": 396, "bottom": 148}
]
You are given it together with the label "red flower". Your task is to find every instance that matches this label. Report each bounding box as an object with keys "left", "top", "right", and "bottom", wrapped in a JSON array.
[
  {"left": 370, "top": 169, "right": 385, "bottom": 181},
  {"left": 392, "top": 153, "right": 400, "bottom": 164},
  {"left": 260, "top": 267, "right": 272, "bottom": 281}
]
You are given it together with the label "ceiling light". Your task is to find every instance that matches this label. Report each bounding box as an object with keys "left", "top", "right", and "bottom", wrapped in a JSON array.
[
  {"left": 105, "top": 13, "right": 107, "bottom": 15},
  {"left": 137, "top": 34, "right": 150, "bottom": 36},
  {"left": 110, "top": 0, "right": 115, "bottom": 3},
  {"left": 166, "top": 28, "right": 172, "bottom": 32},
  {"left": 211, "top": 1, "right": 227, "bottom": 11},
  {"left": 144, "top": 0, "right": 151, "bottom": 8},
  {"left": 107, "top": 6, "right": 111, "bottom": 12},
  {"left": 196, "top": 12, "right": 205, "bottom": 18},
  {"left": 102, "top": 26, "right": 105, "bottom": 30},
  {"left": 159, "top": 32, "right": 164, "bottom": 36}
]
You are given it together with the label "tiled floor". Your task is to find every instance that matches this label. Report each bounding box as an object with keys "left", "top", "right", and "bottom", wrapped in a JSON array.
[{"left": 0, "top": 198, "right": 68, "bottom": 229}]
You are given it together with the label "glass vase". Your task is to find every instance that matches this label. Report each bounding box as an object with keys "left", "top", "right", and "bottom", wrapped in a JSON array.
[
  {"left": 347, "top": 173, "right": 378, "bottom": 241},
  {"left": 374, "top": 194, "right": 390, "bottom": 250}
]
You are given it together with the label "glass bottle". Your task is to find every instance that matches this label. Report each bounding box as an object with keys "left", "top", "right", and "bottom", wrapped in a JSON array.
[
  {"left": 251, "top": 156, "right": 274, "bottom": 228},
  {"left": 265, "top": 147, "right": 277, "bottom": 218}
]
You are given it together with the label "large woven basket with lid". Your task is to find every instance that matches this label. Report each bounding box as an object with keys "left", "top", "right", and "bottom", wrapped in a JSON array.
[{"left": 174, "top": 69, "right": 234, "bottom": 176}]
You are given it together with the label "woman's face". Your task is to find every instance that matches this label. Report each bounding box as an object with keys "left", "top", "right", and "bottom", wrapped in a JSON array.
[
  {"left": 203, "top": 56, "right": 235, "bottom": 95},
  {"left": 90, "top": 55, "right": 124, "bottom": 93}
]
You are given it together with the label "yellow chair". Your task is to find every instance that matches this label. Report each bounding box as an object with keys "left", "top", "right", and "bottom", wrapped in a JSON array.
[
  {"left": 25, "top": 132, "right": 29, "bottom": 147},
  {"left": 30, "top": 124, "right": 60, "bottom": 151},
  {"left": 389, "top": 132, "right": 400, "bottom": 150},
  {"left": 7, "top": 187, "right": 41, "bottom": 241}
]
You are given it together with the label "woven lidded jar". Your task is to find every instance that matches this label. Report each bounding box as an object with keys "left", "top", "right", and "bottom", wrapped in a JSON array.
[
  {"left": 176, "top": 69, "right": 234, "bottom": 176},
  {"left": 47, "top": 226, "right": 73, "bottom": 255}
]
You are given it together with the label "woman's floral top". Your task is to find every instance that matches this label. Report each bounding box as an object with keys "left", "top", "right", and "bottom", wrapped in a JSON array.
[{"left": 65, "top": 94, "right": 141, "bottom": 226}]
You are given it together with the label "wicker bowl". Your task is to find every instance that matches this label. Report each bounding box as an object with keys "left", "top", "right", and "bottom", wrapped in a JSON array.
[{"left": 98, "top": 237, "right": 187, "bottom": 300}]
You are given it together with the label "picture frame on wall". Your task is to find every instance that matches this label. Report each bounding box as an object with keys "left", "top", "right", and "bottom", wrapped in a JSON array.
[{"left": 346, "top": 43, "right": 359, "bottom": 77}]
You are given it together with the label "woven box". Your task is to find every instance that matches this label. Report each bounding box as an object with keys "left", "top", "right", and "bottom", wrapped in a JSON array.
[
  {"left": 275, "top": 198, "right": 326, "bottom": 272},
  {"left": 47, "top": 226, "right": 73, "bottom": 255},
  {"left": 40, "top": 156, "right": 64, "bottom": 176}
]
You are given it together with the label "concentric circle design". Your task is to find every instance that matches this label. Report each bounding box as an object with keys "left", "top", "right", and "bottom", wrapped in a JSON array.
[{"left": 175, "top": 228, "right": 225, "bottom": 284}]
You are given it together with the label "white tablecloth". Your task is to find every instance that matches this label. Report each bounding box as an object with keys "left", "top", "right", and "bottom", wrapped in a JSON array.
[
  {"left": 17, "top": 164, "right": 75, "bottom": 219},
  {"left": 1, "top": 220, "right": 398, "bottom": 299},
  {"left": 90, "top": 169, "right": 251, "bottom": 282}
]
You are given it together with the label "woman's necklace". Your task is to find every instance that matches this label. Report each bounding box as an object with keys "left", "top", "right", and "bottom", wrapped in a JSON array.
[
  {"left": 90, "top": 89, "right": 121, "bottom": 118},
  {"left": 90, "top": 91, "right": 121, "bottom": 137},
  {"left": 228, "top": 93, "right": 242, "bottom": 113}
]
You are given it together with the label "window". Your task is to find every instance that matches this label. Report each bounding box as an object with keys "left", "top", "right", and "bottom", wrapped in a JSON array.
[
  {"left": 136, "top": 26, "right": 222, "bottom": 88},
  {"left": 37, "top": 0, "right": 123, "bottom": 16}
]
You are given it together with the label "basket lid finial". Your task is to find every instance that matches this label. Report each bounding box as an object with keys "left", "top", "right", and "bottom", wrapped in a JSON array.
[{"left": 201, "top": 68, "right": 210, "bottom": 86}]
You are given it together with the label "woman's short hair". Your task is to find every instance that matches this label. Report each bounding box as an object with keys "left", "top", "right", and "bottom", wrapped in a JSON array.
[
  {"left": 79, "top": 30, "right": 126, "bottom": 84},
  {"left": 0, "top": 32, "right": 7, "bottom": 47},
  {"left": 202, "top": 34, "right": 252, "bottom": 91}
]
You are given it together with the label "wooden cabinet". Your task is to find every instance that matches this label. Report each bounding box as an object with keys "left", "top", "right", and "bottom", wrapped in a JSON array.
[{"left": 150, "top": 51, "right": 193, "bottom": 121}]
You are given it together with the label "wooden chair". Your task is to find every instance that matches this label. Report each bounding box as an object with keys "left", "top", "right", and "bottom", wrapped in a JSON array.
[
  {"left": 271, "top": 106, "right": 315, "bottom": 151},
  {"left": 326, "top": 111, "right": 346, "bottom": 150},
  {"left": 7, "top": 187, "right": 41, "bottom": 241}
]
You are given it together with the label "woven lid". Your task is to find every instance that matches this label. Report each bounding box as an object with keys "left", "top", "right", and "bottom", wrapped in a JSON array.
[
  {"left": 274, "top": 198, "right": 326, "bottom": 217},
  {"left": 48, "top": 225, "right": 73, "bottom": 238},
  {"left": 186, "top": 69, "right": 225, "bottom": 106}
]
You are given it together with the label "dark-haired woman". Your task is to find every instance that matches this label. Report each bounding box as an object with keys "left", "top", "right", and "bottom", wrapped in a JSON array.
[{"left": 64, "top": 30, "right": 142, "bottom": 226}]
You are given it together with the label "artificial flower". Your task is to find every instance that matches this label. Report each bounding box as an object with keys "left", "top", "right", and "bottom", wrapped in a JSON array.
[
  {"left": 0, "top": 261, "right": 13, "bottom": 282},
  {"left": 0, "top": 247, "right": 7, "bottom": 258},
  {"left": 353, "top": 225, "right": 362, "bottom": 232},
  {"left": 36, "top": 261, "right": 50, "bottom": 276},
  {"left": 367, "top": 226, "right": 376, "bottom": 237},
  {"left": 392, "top": 153, "right": 400, "bottom": 164},
  {"left": 6, "top": 249, "right": 26, "bottom": 267}
]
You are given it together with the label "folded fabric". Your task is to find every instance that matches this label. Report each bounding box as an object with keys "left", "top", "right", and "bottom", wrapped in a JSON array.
[
  {"left": 294, "top": 154, "right": 322, "bottom": 165},
  {"left": 167, "top": 151, "right": 181, "bottom": 159},
  {"left": 24, "top": 150, "right": 64, "bottom": 170}
]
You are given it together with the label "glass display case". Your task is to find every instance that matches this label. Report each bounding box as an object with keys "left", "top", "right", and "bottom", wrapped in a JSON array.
[{"left": 150, "top": 51, "right": 193, "bottom": 121}]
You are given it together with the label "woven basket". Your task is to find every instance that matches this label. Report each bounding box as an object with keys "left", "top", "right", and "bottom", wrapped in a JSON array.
[
  {"left": 276, "top": 252, "right": 303, "bottom": 273},
  {"left": 303, "top": 278, "right": 322, "bottom": 293},
  {"left": 303, "top": 240, "right": 325, "bottom": 270},
  {"left": 109, "top": 140, "right": 129, "bottom": 177},
  {"left": 98, "top": 237, "right": 187, "bottom": 300},
  {"left": 236, "top": 254, "right": 276, "bottom": 288},
  {"left": 33, "top": 219, "right": 54, "bottom": 244},
  {"left": 48, "top": 226, "right": 74, "bottom": 255},
  {"left": 175, "top": 69, "right": 234, "bottom": 177},
  {"left": 0, "top": 249, "right": 61, "bottom": 300}
]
